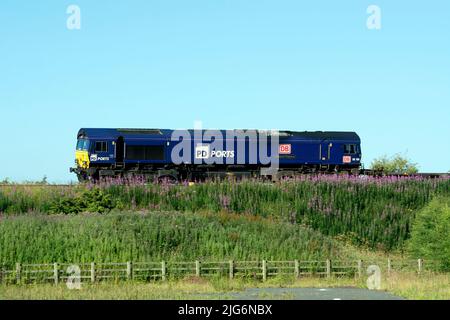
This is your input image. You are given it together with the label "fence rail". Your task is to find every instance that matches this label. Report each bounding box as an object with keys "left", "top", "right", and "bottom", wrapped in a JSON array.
[{"left": 0, "top": 258, "right": 442, "bottom": 285}]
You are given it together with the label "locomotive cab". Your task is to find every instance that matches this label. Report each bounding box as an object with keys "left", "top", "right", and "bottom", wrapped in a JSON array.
[
  {"left": 70, "top": 129, "right": 122, "bottom": 181},
  {"left": 339, "top": 142, "right": 362, "bottom": 173}
]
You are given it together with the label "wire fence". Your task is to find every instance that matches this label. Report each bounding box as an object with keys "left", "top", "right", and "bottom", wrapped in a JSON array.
[{"left": 0, "top": 258, "right": 443, "bottom": 285}]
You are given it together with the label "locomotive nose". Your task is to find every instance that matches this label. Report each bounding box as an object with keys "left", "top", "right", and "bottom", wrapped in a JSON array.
[{"left": 75, "top": 150, "right": 90, "bottom": 169}]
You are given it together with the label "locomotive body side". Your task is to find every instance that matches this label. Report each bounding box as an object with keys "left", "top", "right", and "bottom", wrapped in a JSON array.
[{"left": 70, "top": 128, "right": 361, "bottom": 181}]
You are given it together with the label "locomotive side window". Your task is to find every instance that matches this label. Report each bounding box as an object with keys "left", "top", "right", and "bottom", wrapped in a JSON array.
[
  {"left": 95, "top": 141, "right": 108, "bottom": 153},
  {"left": 344, "top": 144, "right": 350, "bottom": 154}
]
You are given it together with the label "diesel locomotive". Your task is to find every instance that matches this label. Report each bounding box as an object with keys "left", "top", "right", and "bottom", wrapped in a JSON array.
[{"left": 70, "top": 128, "right": 362, "bottom": 182}]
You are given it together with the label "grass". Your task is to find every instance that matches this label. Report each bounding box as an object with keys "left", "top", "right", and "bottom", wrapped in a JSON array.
[
  {"left": 384, "top": 272, "right": 450, "bottom": 300},
  {"left": 1, "top": 272, "right": 448, "bottom": 300},
  {"left": 1, "top": 176, "right": 449, "bottom": 250},
  {"left": 0, "top": 211, "right": 358, "bottom": 268},
  {"left": 1, "top": 177, "right": 449, "bottom": 299}
]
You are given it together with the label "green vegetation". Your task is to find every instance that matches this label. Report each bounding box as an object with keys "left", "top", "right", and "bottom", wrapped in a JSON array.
[
  {"left": 371, "top": 154, "right": 419, "bottom": 175},
  {"left": 50, "top": 188, "right": 116, "bottom": 214},
  {"left": 0, "top": 211, "right": 352, "bottom": 268},
  {"left": 1, "top": 177, "right": 449, "bottom": 299},
  {"left": 1, "top": 177, "right": 449, "bottom": 250},
  {"left": 407, "top": 197, "right": 450, "bottom": 271},
  {"left": 385, "top": 272, "right": 450, "bottom": 300}
]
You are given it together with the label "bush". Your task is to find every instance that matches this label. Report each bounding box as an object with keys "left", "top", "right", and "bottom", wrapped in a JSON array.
[
  {"left": 50, "top": 188, "right": 115, "bottom": 214},
  {"left": 371, "top": 154, "right": 419, "bottom": 174},
  {"left": 407, "top": 197, "right": 450, "bottom": 271}
]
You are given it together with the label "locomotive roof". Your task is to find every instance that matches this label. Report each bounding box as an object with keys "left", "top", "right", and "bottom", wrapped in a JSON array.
[{"left": 77, "top": 128, "right": 360, "bottom": 142}]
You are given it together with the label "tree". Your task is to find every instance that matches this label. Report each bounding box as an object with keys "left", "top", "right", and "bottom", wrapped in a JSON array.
[
  {"left": 40, "top": 175, "right": 48, "bottom": 185},
  {"left": 406, "top": 197, "right": 450, "bottom": 271},
  {"left": 371, "top": 153, "right": 419, "bottom": 175}
]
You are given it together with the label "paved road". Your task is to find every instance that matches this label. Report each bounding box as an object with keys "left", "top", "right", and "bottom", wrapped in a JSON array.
[{"left": 199, "top": 287, "right": 404, "bottom": 300}]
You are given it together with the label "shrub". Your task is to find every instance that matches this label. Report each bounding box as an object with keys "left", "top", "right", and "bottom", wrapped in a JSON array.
[
  {"left": 371, "top": 154, "right": 419, "bottom": 175},
  {"left": 49, "top": 188, "right": 115, "bottom": 214},
  {"left": 406, "top": 197, "right": 450, "bottom": 271}
]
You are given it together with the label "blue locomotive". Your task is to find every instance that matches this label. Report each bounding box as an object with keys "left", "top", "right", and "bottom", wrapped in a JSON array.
[{"left": 70, "top": 128, "right": 362, "bottom": 182}]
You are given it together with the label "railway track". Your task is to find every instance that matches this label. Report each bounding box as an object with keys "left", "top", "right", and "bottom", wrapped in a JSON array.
[{"left": 360, "top": 170, "right": 449, "bottom": 178}]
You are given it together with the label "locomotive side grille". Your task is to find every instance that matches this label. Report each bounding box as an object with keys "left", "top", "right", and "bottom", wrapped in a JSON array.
[{"left": 126, "top": 145, "right": 165, "bottom": 161}]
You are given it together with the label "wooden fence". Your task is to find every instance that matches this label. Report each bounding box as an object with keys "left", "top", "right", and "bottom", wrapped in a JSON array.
[{"left": 0, "top": 258, "right": 441, "bottom": 285}]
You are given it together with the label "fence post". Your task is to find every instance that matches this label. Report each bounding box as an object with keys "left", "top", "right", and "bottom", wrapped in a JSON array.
[
  {"left": 294, "top": 260, "right": 299, "bottom": 278},
  {"left": 53, "top": 263, "right": 59, "bottom": 285},
  {"left": 229, "top": 260, "right": 234, "bottom": 280},
  {"left": 16, "top": 263, "right": 21, "bottom": 284},
  {"left": 161, "top": 261, "right": 166, "bottom": 281},
  {"left": 126, "top": 261, "right": 132, "bottom": 280},
  {"left": 262, "top": 260, "right": 267, "bottom": 281},
  {"left": 90, "top": 262, "right": 96, "bottom": 283},
  {"left": 326, "top": 259, "right": 331, "bottom": 278},
  {"left": 195, "top": 260, "right": 201, "bottom": 277},
  {"left": 387, "top": 258, "right": 392, "bottom": 276},
  {"left": 357, "top": 260, "right": 362, "bottom": 278},
  {"left": 418, "top": 259, "right": 423, "bottom": 274}
]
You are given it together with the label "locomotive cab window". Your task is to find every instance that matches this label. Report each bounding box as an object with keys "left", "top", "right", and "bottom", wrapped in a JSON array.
[
  {"left": 95, "top": 141, "right": 108, "bottom": 153},
  {"left": 76, "top": 139, "right": 90, "bottom": 151}
]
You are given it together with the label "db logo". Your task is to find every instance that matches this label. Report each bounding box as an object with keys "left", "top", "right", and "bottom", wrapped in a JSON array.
[
  {"left": 279, "top": 144, "right": 291, "bottom": 155},
  {"left": 343, "top": 156, "right": 352, "bottom": 163}
]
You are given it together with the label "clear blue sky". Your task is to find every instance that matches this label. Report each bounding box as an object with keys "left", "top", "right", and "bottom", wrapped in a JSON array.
[{"left": 1, "top": 1, "right": 449, "bottom": 183}]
